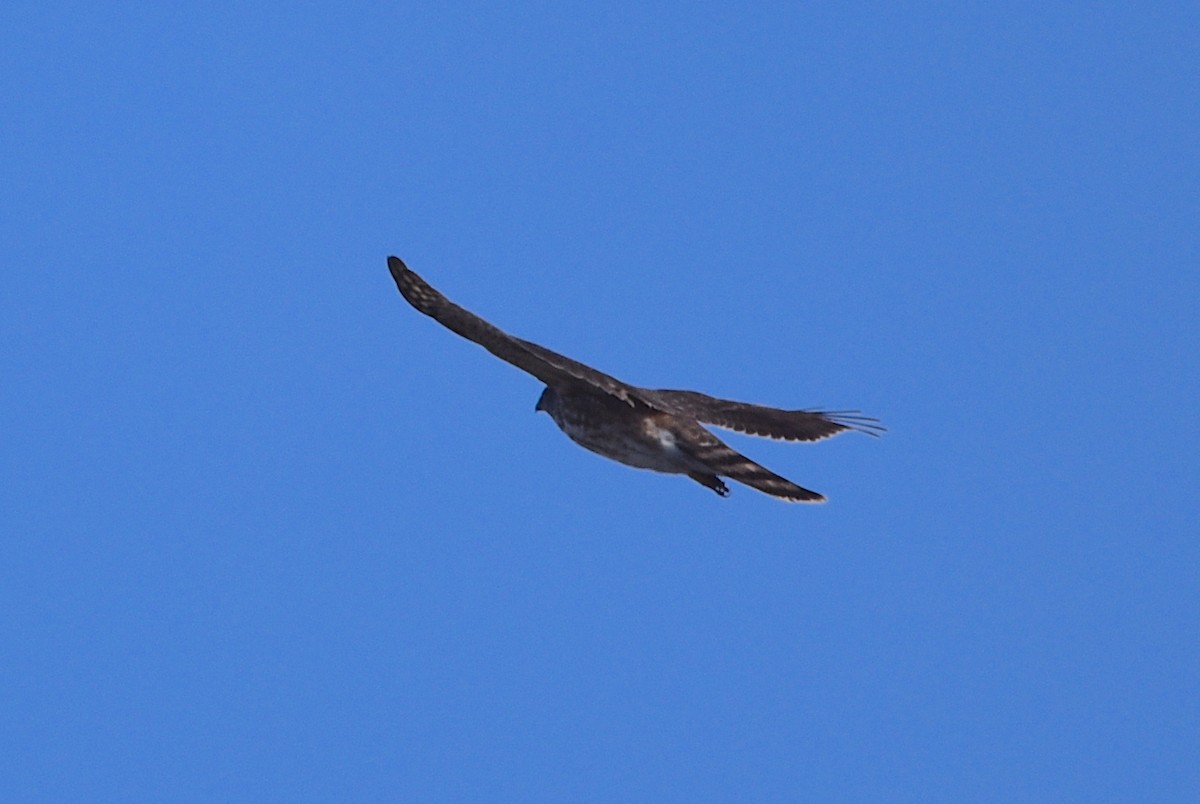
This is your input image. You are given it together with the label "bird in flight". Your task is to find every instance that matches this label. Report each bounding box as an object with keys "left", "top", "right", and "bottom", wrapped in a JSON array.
[{"left": 387, "top": 257, "right": 883, "bottom": 502}]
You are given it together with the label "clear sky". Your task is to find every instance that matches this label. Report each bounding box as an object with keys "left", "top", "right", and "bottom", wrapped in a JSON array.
[{"left": 3, "top": 2, "right": 1197, "bottom": 800}]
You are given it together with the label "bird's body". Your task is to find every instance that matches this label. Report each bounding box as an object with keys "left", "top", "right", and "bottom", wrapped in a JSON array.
[
  {"left": 538, "top": 388, "right": 685, "bottom": 473},
  {"left": 387, "top": 256, "right": 882, "bottom": 502},
  {"left": 535, "top": 386, "right": 828, "bottom": 500}
]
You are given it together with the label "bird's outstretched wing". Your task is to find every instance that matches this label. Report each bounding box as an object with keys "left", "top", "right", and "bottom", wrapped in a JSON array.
[
  {"left": 639, "top": 389, "right": 885, "bottom": 442},
  {"left": 390, "top": 258, "right": 885, "bottom": 439},
  {"left": 388, "top": 257, "right": 638, "bottom": 403}
]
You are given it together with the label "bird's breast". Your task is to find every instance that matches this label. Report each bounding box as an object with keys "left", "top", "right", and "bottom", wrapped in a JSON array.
[{"left": 550, "top": 398, "right": 694, "bottom": 473}]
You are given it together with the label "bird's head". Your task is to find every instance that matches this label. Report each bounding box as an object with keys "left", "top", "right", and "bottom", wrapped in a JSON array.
[{"left": 535, "top": 386, "right": 558, "bottom": 415}]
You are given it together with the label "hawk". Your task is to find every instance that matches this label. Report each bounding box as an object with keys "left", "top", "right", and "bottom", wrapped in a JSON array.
[{"left": 388, "top": 257, "right": 883, "bottom": 502}]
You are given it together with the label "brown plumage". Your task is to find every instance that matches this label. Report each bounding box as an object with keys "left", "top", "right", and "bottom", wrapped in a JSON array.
[{"left": 388, "top": 256, "right": 883, "bottom": 502}]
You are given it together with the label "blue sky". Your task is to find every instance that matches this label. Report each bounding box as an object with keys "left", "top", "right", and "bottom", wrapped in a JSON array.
[{"left": 3, "top": 2, "right": 1197, "bottom": 800}]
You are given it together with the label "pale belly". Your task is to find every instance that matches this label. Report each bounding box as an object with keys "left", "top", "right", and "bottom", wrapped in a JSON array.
[{"left": 558, "top": 415, "right": 699, "bottom": 474}]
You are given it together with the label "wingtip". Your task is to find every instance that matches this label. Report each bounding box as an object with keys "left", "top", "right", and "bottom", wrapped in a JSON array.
[
  {"left": 387, "top": 255, "right": 408, "bottom": 278},
  {"left": 821, "top": 410, "right": 887, "bottom": 438}
]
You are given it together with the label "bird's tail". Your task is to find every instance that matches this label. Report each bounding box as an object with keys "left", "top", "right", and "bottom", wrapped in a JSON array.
[{"left": 676, "top": 423, "right": 825, "bottom": 503}]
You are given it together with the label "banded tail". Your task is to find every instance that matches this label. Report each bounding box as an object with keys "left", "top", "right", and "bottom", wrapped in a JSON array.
[{"left": 675, "top": 422, "right": 825, "bottom": 503}]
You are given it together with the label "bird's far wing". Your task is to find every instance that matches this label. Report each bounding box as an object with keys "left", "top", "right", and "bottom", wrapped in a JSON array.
[
  {"left": 639, "top": 389, "right": 885, "bottom": 442},
  {"left": 388, "top": 257, "right": 637, "bottom": 403}
]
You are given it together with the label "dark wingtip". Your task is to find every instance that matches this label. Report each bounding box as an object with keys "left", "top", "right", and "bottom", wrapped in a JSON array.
[
  {"left": 387, "top": 255, "right": 408, "bottom": 281},
  {"left": 386, "top": 257, "right": 446, "bottom": 318},
  {"left": 386, "top": 255, "right": 417, "bottom": 304}
]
